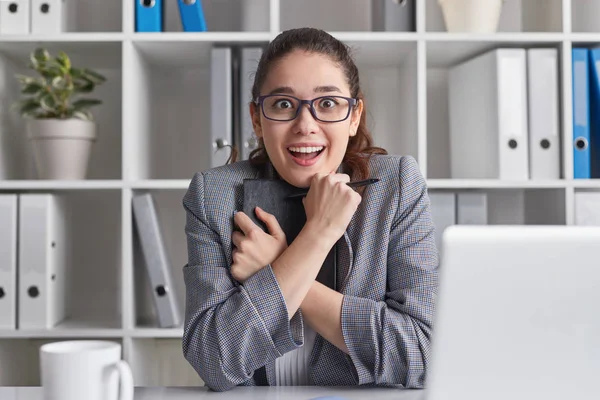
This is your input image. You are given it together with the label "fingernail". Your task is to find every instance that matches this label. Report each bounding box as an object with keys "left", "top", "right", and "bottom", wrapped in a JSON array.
[{"left": 233, "top": 210, "right": 237, "bottom": 217}]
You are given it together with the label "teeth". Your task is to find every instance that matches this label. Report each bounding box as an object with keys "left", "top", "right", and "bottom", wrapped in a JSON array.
[{"left": 288, "top": 146, "right": 324, "bottom": 153}]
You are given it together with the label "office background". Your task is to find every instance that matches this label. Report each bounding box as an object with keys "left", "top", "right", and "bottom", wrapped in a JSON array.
[{"left": 1, "top": 0, "right": 600, "bottom": 388}]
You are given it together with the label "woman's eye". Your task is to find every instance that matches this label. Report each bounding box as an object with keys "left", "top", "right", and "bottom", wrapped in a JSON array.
[
  {"left": 319, "top": 98, "right": 337, "bottom": 108},
  {"left": 274, "top": 100, "right": 293, "bottom": 109}
]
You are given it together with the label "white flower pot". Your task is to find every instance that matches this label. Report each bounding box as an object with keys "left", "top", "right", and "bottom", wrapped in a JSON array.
[
  {"left": 26, "top": 119, "right": 97, "bottom": 180},
  {"left": 439, "top": 0, "right": 504, "bottom": 33}
]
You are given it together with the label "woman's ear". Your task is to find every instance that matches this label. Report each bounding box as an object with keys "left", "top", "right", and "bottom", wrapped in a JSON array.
[
  {"left": 349, "top": 99, "right": 363, "bottom": 137},
  {"left": 250, "top": 102, "right": 263, "bottom": 138}
]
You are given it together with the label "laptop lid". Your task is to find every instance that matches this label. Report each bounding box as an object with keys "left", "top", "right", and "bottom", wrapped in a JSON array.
[{"left": 426, "top": 225, "right": 600, "bottom": 400}]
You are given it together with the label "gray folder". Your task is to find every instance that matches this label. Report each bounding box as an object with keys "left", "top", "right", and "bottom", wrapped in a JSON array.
[
  {"left": 0, "top": 195, "right": 18, "bottom": 330},
  {"left": 371, "top": 0, "right": 415, "bottom": 32},
  {"left": 211, "top": 47, "right": 233, "bottom": 168},
  {"left": 132, "top": 193, "right": 181, "bottom": 328},
  {"left": 239, "top": 47, "right": 263, "bottom": 160}
]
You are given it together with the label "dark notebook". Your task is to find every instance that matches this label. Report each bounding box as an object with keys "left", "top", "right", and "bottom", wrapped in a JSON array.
[{"left": 242, "top": 178, "right": 337, "bottom": 290}]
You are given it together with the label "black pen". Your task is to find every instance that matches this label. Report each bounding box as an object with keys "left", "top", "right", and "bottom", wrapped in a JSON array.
[{"left": 287, "top": 178, "right": 380, "bottom": 199}]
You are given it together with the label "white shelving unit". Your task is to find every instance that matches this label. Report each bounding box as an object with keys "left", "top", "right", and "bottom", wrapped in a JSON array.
[{"left": 0, "top": 0, "right": 599, "bottom": 387}]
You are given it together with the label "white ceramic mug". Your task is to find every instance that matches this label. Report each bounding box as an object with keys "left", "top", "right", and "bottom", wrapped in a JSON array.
[{"left": 40, "top": 340, "right": 134, "bottom": 400}]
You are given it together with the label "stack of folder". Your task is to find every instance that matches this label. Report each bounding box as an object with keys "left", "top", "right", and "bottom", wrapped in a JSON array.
[
  {"left": 447, "top": 48, "right": 561, "bottom": 181},
  {"left": 207, "top": 44, "right": 265, "bottom": 167},
  {"left": 135, "top": 0, "right": 207, "bottom": 32},
  {"left": 0, "top": 0, "right": 75, "bottom": 34}
]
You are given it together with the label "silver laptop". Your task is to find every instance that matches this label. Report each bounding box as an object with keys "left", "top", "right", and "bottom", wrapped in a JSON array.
[{"left": 426, "top": 225, "right": 600, "bottom": 400}]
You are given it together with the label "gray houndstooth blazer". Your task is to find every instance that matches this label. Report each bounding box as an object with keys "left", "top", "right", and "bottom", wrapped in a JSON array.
[{"left": 181, "top": 154, "right": 439, "bottom": 392}]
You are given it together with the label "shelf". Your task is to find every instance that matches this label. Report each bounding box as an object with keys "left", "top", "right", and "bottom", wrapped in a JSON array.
[
  {"left": 570, "top": 180, "right": 600, "bottom": 189},
  {"left": 0, "top": 180, "right": 124, "bottom": 190},
  {"left": 0, "top": 33, "right": 125, "bottom": 42},
  {"left": 423, "top": 32, "right": 565, "bottom": 42},
  {"left": 426, "top": 38, "right": 561, "bottom": 68},
  {"left": 427, "top": 180, "right": 569, "bottom": 190},
  {"left": 0, "top": 319, "right": 122, "bottom": 338},
  {"left": 131, "top": 32, "right": 272, "bottom": 43},
  {"left": 129, "top": 327, "right": 184, "bottom": 339},
  {"left": 330, "top": 32, "right": 418, "bottom": 42},
  {"left": 131, "top": 180, "right": 192, "bottom": 190}
]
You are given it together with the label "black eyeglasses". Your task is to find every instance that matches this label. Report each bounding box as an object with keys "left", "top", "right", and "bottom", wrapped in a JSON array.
[{"left": 254, "top": 94, "right": 358, "bottom": 123}]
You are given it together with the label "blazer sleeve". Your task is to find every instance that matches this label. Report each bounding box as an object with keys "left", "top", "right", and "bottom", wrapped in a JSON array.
[
  {"left": 340, "top": 155, "right": 439, "bottom": 387},
  {"left": 181, "top": 171, "right": 304, "bottom": 392}
]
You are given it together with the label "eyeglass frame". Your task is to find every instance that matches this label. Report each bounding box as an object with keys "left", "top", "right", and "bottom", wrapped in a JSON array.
[{"left": 254, "top": 94, "right": 359, "bottom": 123}]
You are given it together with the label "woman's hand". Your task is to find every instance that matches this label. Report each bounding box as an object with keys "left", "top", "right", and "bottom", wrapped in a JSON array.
[
  {"left": 230, "top": 207, "right": 288, "bottom": 283},
  {"left": 302, "top": 172, "right": 362, "bottom": 243}
]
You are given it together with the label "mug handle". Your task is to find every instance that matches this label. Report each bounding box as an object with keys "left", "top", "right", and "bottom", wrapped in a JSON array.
[{"left": 112, "top": 360, "right": 134, "bottom": 400}]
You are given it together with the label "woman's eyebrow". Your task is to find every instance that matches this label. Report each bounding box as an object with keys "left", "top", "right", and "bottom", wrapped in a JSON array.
[
  {"left": 268, "top": 86, "right": 294, "bottom": 95},
  {"left": 266, "top": 85, "right": 342, "bottom": 95},
  {"left": 314, "top": 85, "right": 342, "bottom": 93}
]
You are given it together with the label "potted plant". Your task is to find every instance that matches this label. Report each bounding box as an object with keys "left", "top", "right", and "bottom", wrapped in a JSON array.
[{"left": 13, "top": 48, "right": 106, "bottom": 180}]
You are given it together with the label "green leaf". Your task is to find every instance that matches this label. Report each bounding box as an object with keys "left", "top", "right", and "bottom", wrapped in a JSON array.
[
  {"left": 72, "top": 99, "right": 102, "bottom": 109},
  {"left": 21, "top": 81, "right": 44, "bottom": 94},
  {"left": 82, "top": 68, "right": 106, "bottom": 85},
  {"left": 39, "top": 94, "right": 57, "bottom": 112},
  {"left": 15, "top": 74, "right": 36, "bottom": 86},
  {"left": 30, "top": 48, "right": 50, "bottom": 68},
  {"left": 16, "top": 98, "right": 41, "bottom": 115},
  {"left": 51, "top": 76, "right": 68, "bottom": 90},
  {"left": 74, "top": 79, "right": 95, "bottom": 93},
  {"left": 70, "top": 67, "right": 84, "bottom": 79},
  {"left": 55, "top": 51, "right": 71, "bottom": 71},
  {"left": 46, "top": 65, "right": 63, "bottom": 78}
]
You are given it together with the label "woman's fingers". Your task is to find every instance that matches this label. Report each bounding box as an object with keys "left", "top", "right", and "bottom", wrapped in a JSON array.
[{"left": 255, "top": 207, "right": 286, "bottom": 240}]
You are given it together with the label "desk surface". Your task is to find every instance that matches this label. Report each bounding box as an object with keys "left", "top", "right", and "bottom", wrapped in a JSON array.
[{"left": 0, "top": 386, "right": 424, "bottom": 400}]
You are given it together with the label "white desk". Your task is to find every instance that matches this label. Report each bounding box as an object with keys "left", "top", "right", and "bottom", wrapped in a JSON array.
[{"left": 0, "top": 386, "right": 424, "bottom": 399}]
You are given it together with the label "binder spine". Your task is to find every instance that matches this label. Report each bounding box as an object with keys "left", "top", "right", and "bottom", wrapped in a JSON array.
[
  {"left": 132, "top": 194, "right": 181, "bottom": 328},
  {"left": 210, "top": 47, "right": 233, "bottom": 168},
  {"left": 240, "top": 47, "right": 263, "bottom": 160},
  {"left": 496, "top": 49, "right": 529, "bottom": 180},
  {"left": 135, "top": 0, "right": 164, "bottom": 32},
  {"left": 0, "top": 0, "right": 30, "bottom": 34},
  {"left": 588, "top": 49, "right": 600, "bottom": 178},
  {"left": 30, "top": 0, "right": 71, "bottom": 34},
  {"left": 177, "top": 0, "right": 207, "bottom": 32},
  {"left": 527, "top": 49, "right": 560, "bottom": 180},
  {"left": 0, "top": 195, "right": 18, "bottom": 330},
  {"left": 572, "top": 48, "right": 591, "bottom": 179},
  {"left": 18, "top": 194, "right": 66, "bottom": 329}
]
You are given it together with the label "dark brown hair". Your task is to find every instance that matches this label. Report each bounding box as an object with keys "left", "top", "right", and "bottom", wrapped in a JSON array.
[{"left": 227, "top": 27, "right": 387, "bottom": 182}]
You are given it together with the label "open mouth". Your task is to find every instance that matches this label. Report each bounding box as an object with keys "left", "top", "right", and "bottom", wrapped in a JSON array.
[{"left": 287, "top": 146, "right": 325, "bottom": 160}]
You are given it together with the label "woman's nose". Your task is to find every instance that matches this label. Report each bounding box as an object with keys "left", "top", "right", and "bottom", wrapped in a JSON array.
[{"left": 293, "top": 104, "right": 319, "bottom": 134}]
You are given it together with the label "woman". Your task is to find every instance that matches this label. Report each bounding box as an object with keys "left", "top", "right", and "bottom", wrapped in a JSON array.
[{"left": 182, "top": 27, "right": 439, "bottom": 392}]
